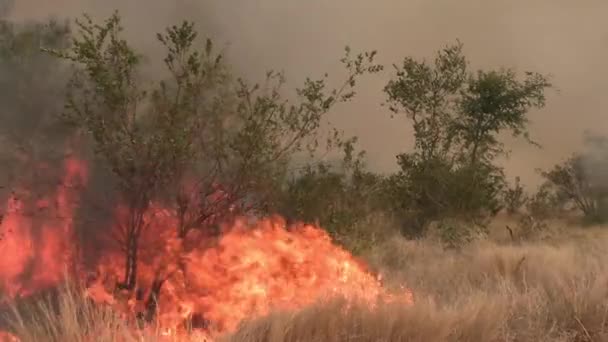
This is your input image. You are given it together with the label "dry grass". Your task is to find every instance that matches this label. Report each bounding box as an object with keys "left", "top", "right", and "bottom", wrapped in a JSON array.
[
  {"left": 227, "top": 223, "right": 608, "bottom": 342},
  {"left": 3, "top": 283, "right": 147, "bottom": 342},
  {"left": 5, "top": 222, "right": 608, "bottom": 342}
]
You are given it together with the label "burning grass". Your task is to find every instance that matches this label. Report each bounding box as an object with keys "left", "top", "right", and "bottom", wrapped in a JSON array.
[{"left": 4, "top": 226, "right": 608, "bottom": 341}]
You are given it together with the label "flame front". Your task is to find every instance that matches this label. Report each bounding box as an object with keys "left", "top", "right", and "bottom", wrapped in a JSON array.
[
  {"left": 0, "top": 155, "right": 412, "bottom": 341},
  {"left": 89, "top": 215, "right": 413, "bottom": 338}
]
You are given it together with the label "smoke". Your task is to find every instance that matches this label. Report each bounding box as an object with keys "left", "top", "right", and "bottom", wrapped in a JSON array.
[
  {"left": 0, "top": 0, "right": 12, "bottom": 18},
  {"left": 580, "top": 133, "right": 608, "bottom": 195},
  {"left": 4, "top": 0, "right": 608, "bottom": 189},
  {"left": 0, "top": 18, "right": 72, "bottom": 196}
]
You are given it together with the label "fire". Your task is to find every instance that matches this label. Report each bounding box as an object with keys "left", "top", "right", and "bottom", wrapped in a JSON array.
[
  {"left": 88, "top": 215, "right": 413, "bottom": 339},
  {"left": 0, "top": 154, "right": 412, "bottom": 341},
  {"left": 0, "top": 156, "right": 87, "bottom": 300},
  {"left": 0, "top": 331, "right": 19, "bottom": 342}
]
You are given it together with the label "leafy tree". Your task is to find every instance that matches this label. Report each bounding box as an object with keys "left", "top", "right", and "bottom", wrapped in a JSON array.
[
  {"left": 383, "top": 41, "right": 551, "bottom": 237},
  {"left": 47, "top": 11, "right": 381, "bottom": 295}
]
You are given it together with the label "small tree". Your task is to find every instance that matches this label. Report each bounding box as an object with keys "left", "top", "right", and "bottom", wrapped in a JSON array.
[
  {"left": 525, "top": 182, "right": 562, "bottom": 219},
  {"left": 383, "top": 41, "right": 551, "bottom": 237},
  {"left": 503, "top": 176, "right": 527, "bottom": 215},
  {"left": 541, "top": 154, "right": 608, "bottom": 223},
  {"left": 48, "top": 13, "right": 207, "bottom": 290},
  {"left": 48, "top": 11, "right": 381, "bottom": 298}
]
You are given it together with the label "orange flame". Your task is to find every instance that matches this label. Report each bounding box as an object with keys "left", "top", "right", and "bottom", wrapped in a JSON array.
[
  {"left": 0, "top": 331, "right": 19, "bottom": 342},
  {"left": 0, "top": 155, "right": 412, "bottom": 341},
  {"left": 0, "top": 156, "right": 87, "bottom": 299}
]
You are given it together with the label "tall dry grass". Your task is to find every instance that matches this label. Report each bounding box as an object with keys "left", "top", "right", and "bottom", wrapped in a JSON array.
[
  {"left": 4, "top": 221, "right": 608, "bottom": 341},
  {"left": 227, "top": 224, "right": 608, "bottom": 342},
  {"left": 3, "top": 283, "right": 145, "bottom": 342}
]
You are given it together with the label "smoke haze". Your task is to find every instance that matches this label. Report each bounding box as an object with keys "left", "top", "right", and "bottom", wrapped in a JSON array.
[{"left": 7, "top": 0, "right": 608, "bottom": 187}]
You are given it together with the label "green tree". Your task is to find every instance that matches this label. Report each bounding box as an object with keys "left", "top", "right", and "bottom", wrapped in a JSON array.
[
  {"left": 47, "top": 11, "right": 381, "bottom": 297},
  {"left": 383, "top": 41, "right": 551, "bottom": 237}
]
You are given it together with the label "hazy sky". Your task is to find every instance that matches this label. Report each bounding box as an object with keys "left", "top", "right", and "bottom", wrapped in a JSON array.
[{"left": 9, "top": 0, "right": 608, "bottom": 187}]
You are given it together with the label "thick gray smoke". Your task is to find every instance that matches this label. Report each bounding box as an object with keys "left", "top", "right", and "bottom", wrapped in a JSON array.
[{"left": 4, "top": 0, "right": 608, "bottom": 188}]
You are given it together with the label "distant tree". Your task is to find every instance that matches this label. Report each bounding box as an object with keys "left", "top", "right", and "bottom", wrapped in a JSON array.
[
  {"left": 503, "top": 176, "right": 527, "bottom": 215},
  {"left": 47, "top": 11, "right": 381, "bottom": 296},
  {"left": 383, "top": 41, "right": 551, "bottom": 237},
  {"left": 271, "top": 137, "right": 391, "bottom": 254},
  {"left": 278, "top": 138, "right": 384, "bottom": 237},
  {"left": 525, "top": 182, "right": 562, "bottom": 220},
  {"left": 540, "top": 136, "right": 608, "bottom": 224},
  {"left": 541, "top": 156, "right": 596, "bottom": 217}
]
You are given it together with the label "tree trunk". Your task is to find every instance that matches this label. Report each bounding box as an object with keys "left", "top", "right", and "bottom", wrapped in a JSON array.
[
  {"left": 143, "top": 278, "right": 165, "bottom": 322},
  {"left": 176, "top": 190, "right": 190, "bottom": 239},
  {"left": 117, "top": 231, "right": 139, "bottom": 291}
]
